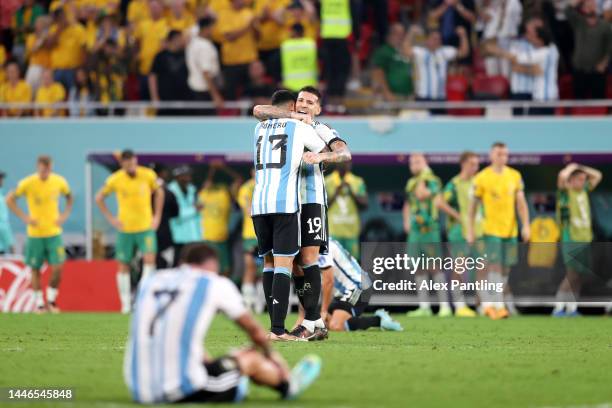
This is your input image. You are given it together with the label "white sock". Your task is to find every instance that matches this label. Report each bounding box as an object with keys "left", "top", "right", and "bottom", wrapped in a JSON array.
[
  {"left": 415, "top": 275, "right": 430, "bottom": 309},
  {"left": 46, "top": 287, "right": 58, "bottom": 304},
  {"left": 116, "top": 273, "right": 131, "bottom": 311},
  {"left": 34, "top": 290, "right": 44, "bottom": 308},
  {"left": 488, "top": 271, "right": 504, "bottom": 308},
  {"left": 566, "top": 302, "right": 578, "bottom": 314},
  {"left": 433, "top": 272, "right": 449, "bottom": 308},
  {"left": 452, "top": 276, "right": 467, "bottom": 309},
  {"left": 142, "top": 264, "right": 155, "bottom": 280},
  {"left": 242, "top": 283, "right": 256, "bottom": 309},
  {"left": 301, "top": 319, "right": 315, "bottom": 333},
  {"left": 314, "top": 318, "right": 325, "bottom": 329}
]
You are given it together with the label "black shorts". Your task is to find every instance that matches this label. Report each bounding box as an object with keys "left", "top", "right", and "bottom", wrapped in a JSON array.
[
  {"left": 178, "top": 356, "right": 244, "bottom": 403},
  {"left": 252, "top": 213, "right": 300, "bottom": 257},
  {"left": 300, "top": 203, "right": 329, "bottom": 254},
  {"left": 328, "top": 297, "right": 368, "bottom": 317}
]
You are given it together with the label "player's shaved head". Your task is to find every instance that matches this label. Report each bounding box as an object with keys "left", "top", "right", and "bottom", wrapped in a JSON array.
[
  {"left": 409, "top": 153, "right": 428, "bottom": 175},
  {"left": 271, "top": 89, "right": 296, "bottom": 111}
]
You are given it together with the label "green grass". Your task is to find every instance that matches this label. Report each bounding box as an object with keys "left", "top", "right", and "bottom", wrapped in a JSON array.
[{"left": 1, "top": 313, "right": 612, "bottom": 408}]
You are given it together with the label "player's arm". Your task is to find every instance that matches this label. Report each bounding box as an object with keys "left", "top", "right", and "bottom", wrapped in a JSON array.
[
  {"left": 435, "top": 194, "right": 461, "bottom": 222},
  {"left": 57, "top": 192, "right": 74, "bottom": 226},
  {"left": 402, "top": 199, "right": 411, "bottom": 234},
  {"left": 320, "top": 266, "right": 335, "bottom": 321},
  {"left": 455, "top": 26, "right": 470, "bottom": 59},
  {"left": 315, "top": 140, "right": 352, "bottom": 164},
  {"left": 401, "top": 24, "right": 420, "bottom": 58},
  {"left": 95, "top": 187, "right": 123, "bottom": 230},
  {"left": 5, "top": 190, "right": 35, "bottom": 226},
  {"left": 516, "top": 189, "right": 530, "bottom": 242},
  {"left": 579, "top": 165, "right": 603, "bottom": 189},
  {"left": 151, "top": 186, "right": 164, "bottom": 231},
  {"left": 235, "top": 312, "right": 272, "bottom": 356},
  {"left": 252, "top": 105, "right": 312, "bottom": 124},
  {"left": 557, "top": 162, "right": 580, "bottom": 189},
  {"left": 414, "top": 180, "right": 432, "bottom": 201},
  {"left": 466, "top": 196, "right": 481, "bottom": 244}
]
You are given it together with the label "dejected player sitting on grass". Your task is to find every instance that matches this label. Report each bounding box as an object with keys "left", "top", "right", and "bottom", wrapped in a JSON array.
[
  {"left": 124, "top": 243, "right": 322, "bottom": 404},
  {"left": 294, "top": 237, "right": 403, "bottom": 333}
]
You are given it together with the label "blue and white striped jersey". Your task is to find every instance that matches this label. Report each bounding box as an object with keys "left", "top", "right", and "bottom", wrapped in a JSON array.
[
  {"left": 514, "top": 44, "right": 559, "bottom": 101},
  {"left": 123, "top": 266, "right": 246, "bottom": 403},
  {"left": 319, "top": 238, "right": 370, "bottom": 305},
  {"left": 509, "top": 39, "right": 535, "bottom": 94},
  {"left": 301, "top": 121, "right": 344, "bottom": 205},
  {"left": 251, "top": 118, "right": 326, "bottom": 215},
  {"left": 413, "top": 46, "right": 458, "bottom": 100}
]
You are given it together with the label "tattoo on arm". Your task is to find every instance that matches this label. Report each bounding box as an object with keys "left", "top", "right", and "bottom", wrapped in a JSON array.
[
  {"left": 253, "top": 105, "right": 292, "bottom": 121},
  {"left": 319, "top": 141, "right": 351, "bottom": 163}
]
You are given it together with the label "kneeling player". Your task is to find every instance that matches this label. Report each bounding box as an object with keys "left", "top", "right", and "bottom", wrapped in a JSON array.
[
  {"left": 124, "top": 243, "right": 322, "bottom": 404},
  {"left": 320, "top": 238, "right": 403, "bottom": 332}
]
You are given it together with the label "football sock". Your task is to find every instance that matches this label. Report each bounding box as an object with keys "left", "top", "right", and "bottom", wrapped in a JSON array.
[
  {"left": 488, "top": 271, "right": 504, "bottom": 308},
  {"left": 433, "top": 271, "right": 450, "bottom": 308},
  {"left": 142, "top": 264, "right": 155, "bottom": 280},
  {"left": 262, "top": 268, "right": 274, "bottom": 320},
  {"left": 46, "top": 287, "right": 58, "bottom": 305},
  {"left": 34, "top": 290, "right": 44, "bottom": 308},
  {"left": 302, "top": 264, "right": 321, "bottom": 321},
  {"left": 346, "top": 316, "right": 381, "bottom": 331},
  {"left": 292, "top": 275, "right": 305, "bottom": 307},
  {"left": 241, "top": 282, "right": 256, "bottom": 309},
  {"left": 271, "top": 267, "right": 291, "bottom": 335},
  {"left": 415, "top": 275, "right": 430, "bottom": 309},
  {"left": 116, "top": 273, "right": 131, "bottom": 311},
  {"left": 275, "top": 380, "right": 290, "bottom": 398},
  {"left": 452, "top": 274, "right": 467, "bottom": 309}
]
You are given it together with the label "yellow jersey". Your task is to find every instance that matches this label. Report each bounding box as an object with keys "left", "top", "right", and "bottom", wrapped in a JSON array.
[
  {"left": 15, "top": 173, "right": 71, "bottom": 238},
  {"left": 50, "top": 23, "right": 86, "bottom": 69},
  {"left": 199, "top": 185, "right": 232, "bottom": 242},
  {"left": 217, "top": 7, "right": 258, "bottom": 65},
  {"left": 101, "top": 166, "right": 160, "bottom": 233},
  {"left": 254, "top": 0, "right": 289, "bottom": 50},
  {"left": 208, "top": 0, "right": 231, "bottom": 43},
  {"left": 127, "top": 0, "right": 150, "bottom": 24},
  {"left": 1, "top": 80, "right": 32, "bottom": 116},
  {"left": 135, "top": 18, "right": 170, "bottom": 74},
  {"left": 35, "top": 82, "right": 66, "bottom": 117},
  {"left": 26, "top": 33, "right": 51, "bottom": 67},
  {"left": 237, "top": 178, "right": 256, "bottom": 239},
  {"left": 473, "top": 165, "right": 524, "bottom": 238},
  {"left": 282, "top": 15, "right": 318, "bottom": 41},
  {"left": 0, "top": 45, "right": 6, "bottom": 85},
  {"left": 166, "top": 12, "right": 195, "bottom": 32}
]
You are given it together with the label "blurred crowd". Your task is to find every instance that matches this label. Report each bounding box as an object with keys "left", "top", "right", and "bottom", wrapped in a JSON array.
[{"left": 0, "top": 0, "right": 610, "bottom": 117}]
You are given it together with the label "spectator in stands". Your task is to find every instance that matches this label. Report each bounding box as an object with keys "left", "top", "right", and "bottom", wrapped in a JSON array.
[
  {"left": 0, "top": 45, "right": 6, "bottom": 87},
  {"left": 82, "top": 3, "right": 100, "bottom": 52},
  {"left": 166, "top": 0, "right": 195, "bottom": 34},
  {"left": 281, "top": 0, "right": 318, "bottom": 41},
  {"left": 428, "top": 0, "right": 476, "bottom": 66},
  {"left": 280, "top": 23, "right": 317, "bottom": 92},
  {"left": 489, "top": 25, "right": 559, "bottom": 114},
  {"left": 218, "top": 0, "right": 258, "bottom": 100},
  {"left": 35, "top": 68, "right": 66, "bottom": 117},
  {"left": 149, "top": 30, "right": 191, "bottom": 116},
  {"left": 320, "top": 0, "right": 353, "bottom": 112},
  {"left": 90, "top": 38, "right": 127, "bottom": 112},
  {"left": 254, "top": 0, "right": 287, "bottom": 82},
  {"left": 403, "top": 25, "right": 470, "bottom": 104},
  {"left": 46, "top": 8, "right": 86, "bottom": 92},
  {"left": 68, "top": 67, "right": 94, "bottom": 117},
  {"left": 91, "top": 14, "right": 125, "bottom": 55},
  {"left": 1, "top": 61, "right": 32, "bottom": 117},
  {"left": 371, "top": 23, "right": 414, "bottom": 102},
  {"left": 243, "top": 60, "right": 275, "bottom": 106},
  {"left": 566, "top": 0, "right": 612, "bottom": 99},
  {"left": 11, "top": 0, "right": 46, "bottom": 64},
  {"left": 508, "top": 17, "right": 544, "bottom": 114},
  {"left": 127, "top": 0, "right": 151, "bottom": 26},
  {"left": 0, "top": 171, "right": 14, "bottom": 255},
  {"left": 25, "top": 15, "right": 52, "bottom": 94},
  {"left": 481, "top": 0, "right": 523, "bottom": 77},
  {"left": 132, "top": 0, "right": 169, "bottom": 100},
  {"left": 186, "top": 16, "right": 223, "bottom": 114},
  {"left": 325, "top": 162, "right": 369, "bottom": 259}
]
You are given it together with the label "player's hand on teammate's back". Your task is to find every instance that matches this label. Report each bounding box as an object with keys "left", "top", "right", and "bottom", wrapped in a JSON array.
[
  {"left": 110, "top": 217, "right": 123, "bottom": 231},
  {"left": 303, "top": 152, "right": 322, "bottom": 164},
  {"left": 291, "top": 112, "right": 313, "bottom": 125}
]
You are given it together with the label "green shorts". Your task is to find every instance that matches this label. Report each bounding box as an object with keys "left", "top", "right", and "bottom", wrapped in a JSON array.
[
  {"left": 116, "top": 230, "right": 157, "bottom": 264},
  {"left": 334, "top": 237, "right": 360, "bottom": 259},
  {"left": 205, "top": 240, "right": 230, "bottom": 272},
  {"left": 25, "top": 234, "right": 66, "bottom": 270},
  {"left": 242, "top": 237, "right": 258, "bottom": 254},
  {"left": 483, "top": 235, "right": 518, "bottom": 268},
  {"left": 407, "top": 226, "right": 442, "bottom": 259},
  {"left": 561, "top": 229, "right": 592, "bottom": 274}
]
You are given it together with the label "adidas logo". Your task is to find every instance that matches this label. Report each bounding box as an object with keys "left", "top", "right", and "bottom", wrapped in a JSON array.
[
  {"left": 314, "top": 234, "right": 321, "bottom": 240},
  {"left": 273, "top": 299, "right": 279, "bottom": 305}
]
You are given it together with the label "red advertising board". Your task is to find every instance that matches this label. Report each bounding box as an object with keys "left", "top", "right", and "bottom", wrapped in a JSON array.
[{"left": 0, "top": 257, "right": 121, "bottom": 312}]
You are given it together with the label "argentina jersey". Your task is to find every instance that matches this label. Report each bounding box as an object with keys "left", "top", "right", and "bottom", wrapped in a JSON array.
[
  {"left": 319, "top": 238, "right": 371, "bottom": 305},
  {"left": 123, "top": 266, "right": 246, "bottom": 403},
  {"left": 509, "top": 39, "right": 534, "bottom": 95},
  {"left": 301, "top": 121, "right": 344, "bottom": 205},
  {"left": 252, "top": 118, "right": 326, "bottom": 215}
]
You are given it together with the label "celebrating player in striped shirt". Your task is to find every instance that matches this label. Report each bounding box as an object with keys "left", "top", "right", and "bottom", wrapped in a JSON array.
[
  {"left": 251, "top": 90, "right": 328, "bottom": 341},
  {"left": 124, "top": 243, "right": 322, "bottom": 404},
  {"left": 253, "top": 86, "right": 352, "bottom": 340}
]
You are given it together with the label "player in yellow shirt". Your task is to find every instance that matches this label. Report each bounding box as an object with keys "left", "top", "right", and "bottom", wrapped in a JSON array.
[
  {"left": 95, "top": 150, "right": 165, "bottom": 313},
  {"left": 47, "top": 9, "right": 86, "bottom": 90},
  {"left": 35, "top": 69, "right": 66, "bottom": 117},
  {"left": 217, "top": 0, "right": 258, "bottom": 99},
  {"left": 6, "top": 156, "right": 73, "bottom": 313},
  {"left": 2, "top": 61, "right": 32, "bottom": 117},
  {"left": 468, "top": 142, "right": 530, "bottom": 320},
  {"left": 237, "top": 169, "right": 262, "bottom": 311},
  {"left": 198, "top": 162, "right": 241, "bottom": 276}
]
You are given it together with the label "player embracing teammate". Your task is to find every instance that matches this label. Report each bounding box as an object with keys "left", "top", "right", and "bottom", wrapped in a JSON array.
[{"left": 252, "top": 87, "right": 351, "bottom": 341}]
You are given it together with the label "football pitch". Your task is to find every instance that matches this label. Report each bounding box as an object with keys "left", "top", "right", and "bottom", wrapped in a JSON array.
[{"left": 1, "top": 313, "right": 612, "bottom": 408}]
